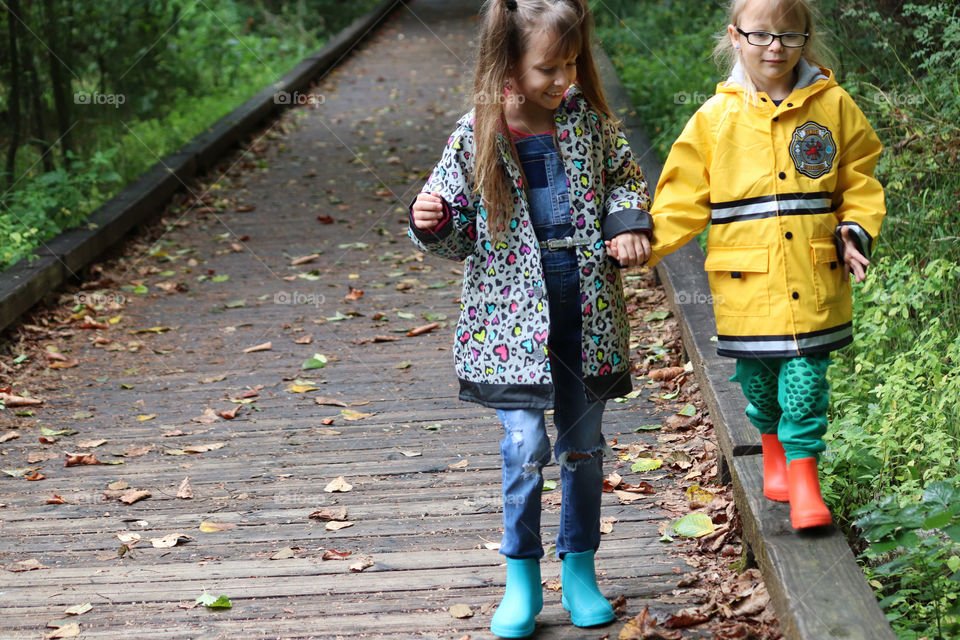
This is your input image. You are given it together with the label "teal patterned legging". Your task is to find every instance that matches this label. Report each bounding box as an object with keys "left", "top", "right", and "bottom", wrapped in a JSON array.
[{"left": 731, "top": 355, "right": 831, "bottom": 463}]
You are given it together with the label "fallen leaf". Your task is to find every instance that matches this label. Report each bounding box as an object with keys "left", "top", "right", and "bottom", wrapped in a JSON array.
[
  {"left": 315, "top": 396, "right": 348, "bottom": 407},
  {"left": 603, "top": 472, "right": 623, "bottom": 492},
  {"left": 614, "top": 490, "right": 647, "bottom": 503},
  {"left": 199, "top": 521, "right": 237, "bottom": 532},
  {"left": 108, "top": 480, "right": 130, "bottom": 491},
  {"left": 324, "top": 476, "right": 353, "bottom": 493},
  {"left": 291, "top": 253, "right": 321, "bottom": 266},
  {"left": 192, "top": 408, "right": 220, "bottom": 424},
  {"left": 0, "top": 431, "right": 19, "bottom": 443},
  {"left": 2, "top": 467, "right": 37, "bottom": 477},
  {"left": 243, "top": 342, "right": 272, "bottom": 353},
  {"left": 182, "top": 443, "right": 225, "bottom": 454},
  {"left": 398, "top": 449, "right": 421, "bottom": 457},
  {"left": 345, "top": 287, "right": 364, "bottom": 301},
  {"left": 673, "top": 513, "right": 715, "bottom": 538},
  {"left": 663, "top": 607, "right": 710, "bottom": 629},
  {"left": 448, "top": 459, "right": 469, "bottom": 469},
  {"left": 321, "top": 549, "right": 351, "bottom": 560},
  {"left": 7, "top": 558, "right": 46, "bottom": 572},
  {"left": 349, "top": 556, "right": 374, "bottom": 572},
  {"left": 341, "top": 409, "right": 374, "bottom": 421},
  {"left": 0, "top": 392, "right": 42, "bottom": 407},
  {"left": 45, "top": 622, "right": 81, "bottom": 639},
  {"left": 45, "top": 494, "right": 66, "bottom": 503},
  {"left": 648, "top": 367, "right": 685, "bottom": 381},
  {"left": 150, "top": 533, "right": 192, "bottom": 548},
  {"left": 449, "top": 604, "right": 474, "bottom": 619},
  {"left": 406, "top": 322, "right": 439, "bottom": 337},
  {"left": 631, "top": 458, "right": 663, "bottom": 473},
  {"left": 325, "top": 521, "right": 355, "bottom": 531},
  {"left": 294, "top": 334, "right": 313, "bottom": 344},
  {"left": 78, "top": 439, "right": 107, "bottom": 448},
  {"left": 218, "top": 405, "right": 241, "bottom": 420},
  {"left": 309, "top": 507, "right": 348, "bottom": 521},
  {"left": 177, "top": 477, "right": 194, "bottom": 499},
  {"left": 119, "top": 489, "right": 151, "bottom": 505},
  {"left": 64, "top": 603, "right": 93, "bottom": 616},
  {"left": 64, "top": 453, "right": 100, "bottom": 467},
  {"left": 271, "top": 547, "right": 296, "bottom": 560},
  {"left": 195, "top": 592, "right": 232, "bottom": 609},
  {"left": 619, "top": 605, "right": 681, "bottom": 640}
]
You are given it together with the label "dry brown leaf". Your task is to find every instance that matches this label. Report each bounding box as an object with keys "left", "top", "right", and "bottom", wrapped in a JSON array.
[
  {"left": 321, "top": 548, "right": 351, "bottom": 560},
  {"left": 271, "top": 547, "right": 296, "bottom": 560},
  {"left": 449, "top": 604, "right": 474, "bottom": 619},
  {"left": 294, "top": 334, "right": 313, "bottom": 344},
  {"left": 325, "top": 521, "right": 355, "bottom": 531},
  {"left": 176, "top": 477, "right": 194, "bottom": 499},
  {"left": 150, "top": 533, "right": 192, "bottom": 548},
  {"left": 64, "top": 453, "right": 100, "bottom": 467},
  {"left": 218, "top": 405, "right": 241, "bottom": 420},
  {"left": 0, "top": 431, "right": 19, "bottom": 443},
  {"left": 243, "top": 342, "right": 272, "bottom": 353},
  {"left": 64, "top": 603, "right": 93, "bottom": 616},
  {"left": 123, "top": 445, "right": 153, "bottom": 458},
  {"left": 182, "top": 442, "right": 225, "bottom": 454},
  {"left": 663, "top": 607, "right": 711, "bottom": 629},
  {"left": 78, "top": 440, "right": 107, "bottom": 449},
  {"left": 324, "top": 476, "right": 353, "bottom": 493},
  {"left": 648, "top": 367, "right": 685, "bottom": 381},
  {"left": 191, "top": 408, "right": 220, "bottom": 424},
  {"left": 448, "top": 459, "right": 469, "bottom": 469},
  {"left": 603, "top": 472, "right": 623, "bottom": 492},
  {"left": 315, "top": 397, "right": 348, "bottom": 407},
  {"left": 107, "top": 480, "right": 129, "bottom": 491},
  {"left": 45, "top": 622, "right": 80, "bottom": 639},
  {"left": 119, "top": 489, "right": 151, "bottom": 505},
  {"left": 349, "top": 556, "right": 374, "bottom": 572},
  {"left": 614, "top": 489, "right": 648, "bottom": 503},
  {"left": 290, "top": 253, "right": 321, "bottom": 266},
  {"left": 6, "top": 558, "right": 46, "bottom": 572},
  {"left": 345, "top": 286, "right": 364, "bottom": 301},
  {"left": 406, "top": 322, "right": 439, "bottom": 337},
  {"left": 48, "top": 359, "right": 80, "bottom": 369},
  {"left": 0, "top": 392, "right": 42, "bottom": 407},
  {"left": 309, "top": 507, "right": 348, "bottom": 521},
  {"left": 27, "top": 451, "right": 57, "bottom": 464},
  {"left": 44, "top": 494, "right": 66, "bottom": 503},
  {"left": 619, "top": 605, "right": 682, "bottom": 640}
]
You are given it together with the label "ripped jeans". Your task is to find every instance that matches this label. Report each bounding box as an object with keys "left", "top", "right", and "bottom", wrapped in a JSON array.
[{"left": 496, "top": 258, "right": 607, "bottom": 560}]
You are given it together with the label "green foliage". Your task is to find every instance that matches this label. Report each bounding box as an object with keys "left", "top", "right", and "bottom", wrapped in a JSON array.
[
  {"left": 591, "top": 0, "right": 727, "bottom": 161},
  {"left": 0, "top": 0, "right": 380, "bottom": 272},
  {"left": 854, "top": 481, "right": 960, "bottom": 638}
]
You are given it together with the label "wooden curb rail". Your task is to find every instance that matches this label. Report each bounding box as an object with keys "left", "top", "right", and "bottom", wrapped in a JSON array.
[
  {"left": 593, "top": 45, "right": 896, "bottom": 640},
  {"left": 0, "top": 0, "right": 407, "bottom": 336}
]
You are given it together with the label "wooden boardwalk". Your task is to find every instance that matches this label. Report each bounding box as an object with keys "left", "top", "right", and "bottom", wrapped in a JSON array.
[{"left": 0, "top": 2, "right": 750, "bottom": 638}]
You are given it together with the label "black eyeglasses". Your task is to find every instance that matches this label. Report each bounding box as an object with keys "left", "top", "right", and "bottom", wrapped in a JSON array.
[{"left": 736, "top": 27, "right": 809, "bottom": 48}]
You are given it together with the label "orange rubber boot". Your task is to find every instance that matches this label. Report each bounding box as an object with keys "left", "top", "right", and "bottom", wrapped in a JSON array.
[
  {"left": 786, "top": 458, "right": 832, "bottom": 529},
  {"left": 760, "top": 434, "right": 789, "bottom": 502}
]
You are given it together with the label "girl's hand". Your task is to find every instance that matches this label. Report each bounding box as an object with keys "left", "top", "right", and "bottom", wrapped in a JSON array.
[
  {"left": 840, "top": 225, "right": 870, "bottom": 283},
  {"left": 605, "top": 231, "right": 651, "bottom": 267},
  {"left": 412, "top": 192, "right": 445, "bottom": 230}
]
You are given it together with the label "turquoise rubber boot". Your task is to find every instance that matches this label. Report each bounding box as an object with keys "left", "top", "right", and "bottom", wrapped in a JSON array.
[
  {"left": 560, "top": 550, "right": 615, "bottom": 627},
  {"left": 490, "top": 557, "right": 542, "bottom": 638}
]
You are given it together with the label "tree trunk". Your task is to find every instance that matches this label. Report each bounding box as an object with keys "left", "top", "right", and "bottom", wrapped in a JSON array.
[
  {"left": 23, "top": 48, "right": 54, "bottom": 173},
  {"left": 42, "top": 0, "right": 74, "bottom": 165},
  {"left": 4, "top": 0, "right": 23, "bottom": 190}
]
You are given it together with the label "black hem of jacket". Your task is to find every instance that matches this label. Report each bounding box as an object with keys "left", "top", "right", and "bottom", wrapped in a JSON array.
[
  {"left": 601, "top": 208, "right": 653, "bottom": 241},
  {"left": 716, "top": 336, "right": 851, "bottom": 359},
  {"left": 458, "top": 369, "right": 632, "bottom": 409}
]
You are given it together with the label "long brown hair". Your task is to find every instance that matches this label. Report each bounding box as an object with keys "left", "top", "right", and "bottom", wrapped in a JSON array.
[{"left": 473, "top": 0, "right": 613, "bottom": 237}]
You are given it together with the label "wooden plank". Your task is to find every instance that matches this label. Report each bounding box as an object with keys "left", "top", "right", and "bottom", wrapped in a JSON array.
[{"left": 730, "top": 455, "right": 894, "bottom": 640}]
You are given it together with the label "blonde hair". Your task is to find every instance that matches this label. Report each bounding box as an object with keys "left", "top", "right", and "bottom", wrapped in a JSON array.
[
  {"left": 713, "top": 0, "right": 835, "bottom": 104},
  {"left": 473, "top": 0, "right": 612, "bottom": 237}
]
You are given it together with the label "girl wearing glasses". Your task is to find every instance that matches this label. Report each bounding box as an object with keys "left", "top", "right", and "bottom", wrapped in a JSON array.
[{"left": 645, "top": 0, "right": 885, "bottom": 529}]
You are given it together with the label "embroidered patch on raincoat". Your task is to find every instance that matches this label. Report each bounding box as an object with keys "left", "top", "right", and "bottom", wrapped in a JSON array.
[{"left": 789, "top": 121, "right": 836, "bottom": 179}]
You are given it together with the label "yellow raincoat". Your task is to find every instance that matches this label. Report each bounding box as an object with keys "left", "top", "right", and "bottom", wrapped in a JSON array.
[{"left": 647, "top": 61, "right": 885, "bottom": 358}]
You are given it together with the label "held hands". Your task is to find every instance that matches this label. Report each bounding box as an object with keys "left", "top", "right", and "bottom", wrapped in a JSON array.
[
  {"left": 840, "top": 226, "right": 870, "bottom": 283},
  {"left": 412, "top": 192, "right": 445, "bottom": 231},
  {"left": 605, "top": 231, "right": 651, "bottom": 267}
]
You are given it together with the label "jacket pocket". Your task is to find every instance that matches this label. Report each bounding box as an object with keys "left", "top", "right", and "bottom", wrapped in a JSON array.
[
  {"left": 703, "top": 245, "right": 770, "bottom": 317},
  {"left": 810, "top": 237, "right": 849, "bottom": 310}
]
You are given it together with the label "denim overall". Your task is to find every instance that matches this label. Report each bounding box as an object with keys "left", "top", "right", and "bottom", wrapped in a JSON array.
[{"left": 497, "top": 133, "right": 607, "bottom": 560}]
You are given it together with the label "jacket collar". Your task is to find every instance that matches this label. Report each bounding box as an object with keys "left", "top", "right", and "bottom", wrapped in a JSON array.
[{"left": 718, "top": 59, "right": 834, "bottom": 105}]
